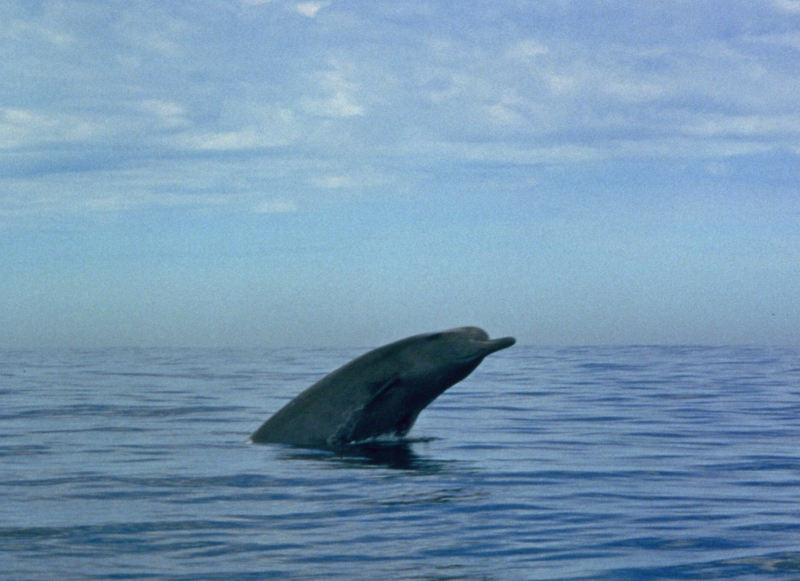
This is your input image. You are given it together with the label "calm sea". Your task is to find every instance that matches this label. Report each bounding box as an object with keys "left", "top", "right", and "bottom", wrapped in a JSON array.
[{"left": 2, "top": 345, "right": 800, "bottom": 580}]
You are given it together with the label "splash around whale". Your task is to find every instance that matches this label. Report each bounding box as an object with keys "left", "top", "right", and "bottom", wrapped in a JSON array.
[{"left": 250, "top": 327, "right": 516, "bottom": 449}]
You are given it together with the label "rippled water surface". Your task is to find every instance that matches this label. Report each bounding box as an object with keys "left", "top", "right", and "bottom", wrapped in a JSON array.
[{"left": 3, "top": 345, "right": 800, "bottom": 580}]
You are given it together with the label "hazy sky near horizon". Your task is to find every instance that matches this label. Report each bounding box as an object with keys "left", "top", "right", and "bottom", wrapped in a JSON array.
[{"left": 2, "top": 0, "right": 800, "bottom": 348}]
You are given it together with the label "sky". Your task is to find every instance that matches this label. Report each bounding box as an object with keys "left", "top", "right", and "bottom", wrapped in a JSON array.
[{"left": 2, "top": 0, "right": 799, "bottom": 348}]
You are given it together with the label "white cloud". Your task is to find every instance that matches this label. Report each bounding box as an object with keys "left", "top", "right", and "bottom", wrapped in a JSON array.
[
  {"left": 301, "top": 91, "right": 363, "bottom": 117},
  {"left": 684, "top": 114, "right": 800, "bottom": 137},
  {"left": 308, "top": 171, "right": 387, "bottom": 189},
  {"left": 254, "top": 199, "right": 298, "bottom": 213},
  {"left": 173, "top": 129, "right": 267, "bottom": 151},
  {"left": 2, "top": 0, "right": 800, "bottom": 224},
  {"left": 543, "top": 72, "right": 580, "bottom": 96},
  {"left": 295, "top": 2, "right": 328, "bottom": 18},
  {"left": 601, "top": 79, "right": 669, "bottom": 101},
  {"left": 137, "top": 99, "right": 189, "bottom": 128},
  {"left": 609, "top": 137, "right": 774, "bottom": 159},
  {"left": 752, "top": 30, "right": 800, "bottom": 51},
  {"left": 506, "top": 39, "right": 549, "bottom": 62},
  {"left": 300, "top": 65, "right": 364, "bottom": 117},
  {"left": 0, "top": 107, "right": 103, "bottom": 148},
  {"left": 773, "top": 0, "right": 800, "bottom": 13},
  {"left": 485, "top": 90, "right": 530, "bottom": 128},
  {"left": 311, "top": 175, "right": 353, "bottom": 189},
  {"left": 399, "top": 140, "right": 603, "bottom": 166},
  {"left": 7, "top": 17, "right": 76, "bottom": 48}
]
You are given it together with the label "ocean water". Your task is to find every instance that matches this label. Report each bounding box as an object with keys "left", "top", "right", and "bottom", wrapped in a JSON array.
[{"left": 2, "top": 345, "right": 800, "bottom": 581}]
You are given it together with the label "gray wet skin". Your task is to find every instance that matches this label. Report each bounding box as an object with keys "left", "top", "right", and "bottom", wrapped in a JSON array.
[{"left": 250, "top": 327, "right": 516, "bottom": 449}]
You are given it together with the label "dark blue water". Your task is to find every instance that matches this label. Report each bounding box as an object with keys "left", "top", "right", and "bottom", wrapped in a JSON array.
[{"left": 2, "top": 346, "right": 800, "bottom": 580}]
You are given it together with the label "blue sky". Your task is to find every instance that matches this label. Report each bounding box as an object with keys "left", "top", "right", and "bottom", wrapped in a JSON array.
[{"left": 2, "top": 0, "right": 799, "bottom": 348}]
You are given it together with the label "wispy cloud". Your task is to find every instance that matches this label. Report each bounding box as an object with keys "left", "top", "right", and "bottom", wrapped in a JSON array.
[
  {"left": 295, "top": 2, "right": 329, "bottom": 18},
  {"left": 2, "top": 0, "right": 800, "bottom": 347},
  {"left": 254, "top": 199, "right": 299, "bottom": 213},
  {"left": 773, "top": 0, "right": 800, "bottom": 13},
  {"left": 136, "top": 100, "right": 190, "bottom": 128},
  {"left": 2, "top": 0, "right": 799, "bottom": 221},
  {"left": 300, "top": 62, "right": 365, "bottom": 117},
  {"left": 0, "top": 107, "right": 105, "bottom": 148}
]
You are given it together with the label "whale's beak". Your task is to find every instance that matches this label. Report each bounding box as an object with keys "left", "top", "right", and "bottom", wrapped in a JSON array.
[{"left": 480, "top": 336, "right": 516, "bottom": 356}]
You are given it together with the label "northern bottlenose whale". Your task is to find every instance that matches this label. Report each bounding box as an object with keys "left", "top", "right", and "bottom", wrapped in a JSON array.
[{"left": 250, "top": 327, "right": 516, "bottom": 449}]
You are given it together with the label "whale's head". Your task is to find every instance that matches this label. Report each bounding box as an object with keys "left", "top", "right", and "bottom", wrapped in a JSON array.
[
  {"left": 343, "top": 327, "right": 516, "bottom": 440},
  {"left": 418, "top": 326, "right": 516, "bottom": 364},
  {"left": 391, "top": 327, "right": 516, "bottom": 402}
]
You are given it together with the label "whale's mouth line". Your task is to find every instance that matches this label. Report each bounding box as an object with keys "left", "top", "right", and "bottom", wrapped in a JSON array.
[
  {"left": 452, "top": 336, "right": 515, "bottom": 364},
  {"left": 450, "top": 336, "right": 515, "bottom": 364},
  {"left": 482, "top": 336, "right": 516, "bottom": 355}
]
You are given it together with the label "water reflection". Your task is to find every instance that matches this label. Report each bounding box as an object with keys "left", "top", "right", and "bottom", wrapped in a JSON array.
[{"left": 276, "top": 440, "right": 450, "bottom": 472}]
